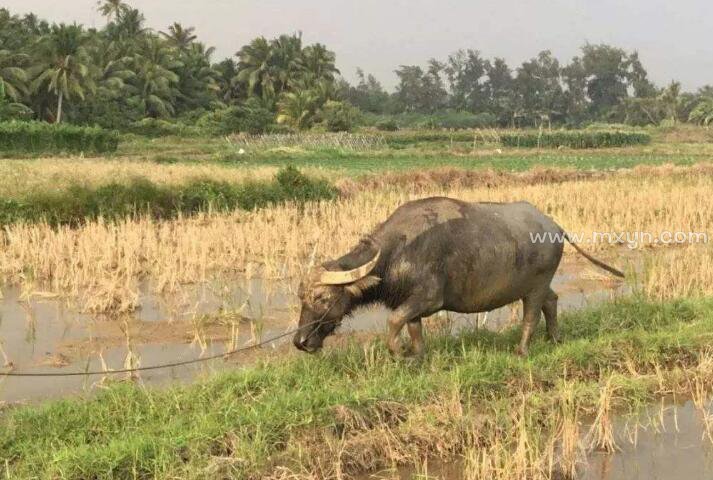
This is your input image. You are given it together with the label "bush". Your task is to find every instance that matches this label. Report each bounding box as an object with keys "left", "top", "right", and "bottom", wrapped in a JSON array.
[
  {"left": 384, "top": 130, "right": 477, "bottom": 146},
  {"left": 0, "top": 121, "right": 119, "bottom": 155},
  {"left": 126, "top": 118, "right": 202, "bottom": 137},
  {"left": 239, "top": 98, "right": 275, "bottom": 135},
  {"left": 436, "top": 112, "right": 497, "bottom": 129},
  {"left": 366, "top": 111, "right": 496, "bottom": 130},
  {"left": 499, "top": 130, "right": 651, "bottom": 148},
  {"left": 320, "top": 100, "right": 360, "bottom": 132},
  {"left": 0, "top": 167, "right": 337, "bottom": 226},
  {"left": 197, "top": 100, "right": 275, "bottom": 136},
  {"left": 376, "top": 119, "right": 398, "bottom": 131},
  {"left": 196, "top": 107, "right": 244, "bottom": 136}
]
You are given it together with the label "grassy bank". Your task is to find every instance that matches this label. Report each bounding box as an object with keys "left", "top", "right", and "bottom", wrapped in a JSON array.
[
  {"left": 2, "top": 297, "right": 712, "bottom": 478},
  {"left": 0, "top": 166, "right": 336, "bottom": 226}
]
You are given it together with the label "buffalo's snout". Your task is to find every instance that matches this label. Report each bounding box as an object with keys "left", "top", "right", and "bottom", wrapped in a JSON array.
[{"left": 292, "top": 333, "right": 318, "bottom": 353}]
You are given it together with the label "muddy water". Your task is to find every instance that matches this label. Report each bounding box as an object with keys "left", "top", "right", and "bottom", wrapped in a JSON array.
[
  {"left": 0, "top": 259, "right": 628, "bottom": 403},
  {"left": 582, "top": 401, "right": 713, "bottom": 480},
  {"left": 358, "top": 401, "right": 713, "bottom": 480}
]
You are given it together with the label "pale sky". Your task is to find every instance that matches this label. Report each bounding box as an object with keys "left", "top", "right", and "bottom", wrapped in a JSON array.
[{"left": 2, "top": 0, "right": 711, "bottom": 91}]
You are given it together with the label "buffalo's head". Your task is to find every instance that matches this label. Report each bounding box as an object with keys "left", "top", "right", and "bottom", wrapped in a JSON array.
[{"left": 293, "top": 250, "right": 381, "bottom": 353}]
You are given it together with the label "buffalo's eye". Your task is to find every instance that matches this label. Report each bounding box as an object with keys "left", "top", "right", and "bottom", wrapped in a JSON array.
[{"left": 312, "top": 290, "right": 333, "bottom": 306}]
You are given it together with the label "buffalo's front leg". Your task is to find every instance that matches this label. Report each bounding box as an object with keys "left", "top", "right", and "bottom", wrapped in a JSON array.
[
  {"left": 387, "top": 294, "right": 441, "bottom": 355},
  {"left": 406, "top": 318, "right": 425, "bottom": 357},
  {"left": 387, "top": 306, "right": 415, "bottom": 355}
]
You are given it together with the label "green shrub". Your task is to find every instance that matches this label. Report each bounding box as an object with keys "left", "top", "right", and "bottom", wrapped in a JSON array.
[
  {"left": 239, "top": 98, "right": 275, "bottom": 135},
  {"left": 196, "top": 100, "right": 275, "bottom": 136},
  {"left": 376, "top": 119, "right": 398, "bottom": 131},
  {"left": 320, "top": 100, "right": 359, "bottom": 132},
  {"left": 384, "top": 130, "right": 477, "bottom": 146},
  {"left": 0, "top": 167, "right": 337, "bottom": 226},
  {"left": 366, "top": 111, "right": 496, "bottom": 130},
  {"left": 499, "top": 130, "right": 651, "bottom": 148},
  {"left": 126, "top": 118, "right": 202, "bottom": 137},
  {"left": 436, "top": 112, "right": 497, "bottom": 129},
  {"left": 0, "top": 121, "right": 119, "bottom": 155}
]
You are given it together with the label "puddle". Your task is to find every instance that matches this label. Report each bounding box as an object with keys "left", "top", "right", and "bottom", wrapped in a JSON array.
[
  {"left": 582, "top": 400, "right": 713, "bottom": 480},
  {"left": 0, "top": 257, "right": 629, "bottom": 403},
  {"left": 356, "top": 401, "right": 713, "bottom": 480}
]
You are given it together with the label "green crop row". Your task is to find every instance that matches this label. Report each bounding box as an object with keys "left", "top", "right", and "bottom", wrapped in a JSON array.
[
  {"left": 500, "top": 130, "right": 651, "bottom": 148},
  {"left": 0, "top": 121, "right": 119, "bottom": 155},
  {"left": 0, "top": 166, "right": 337, "bottom": 226}
]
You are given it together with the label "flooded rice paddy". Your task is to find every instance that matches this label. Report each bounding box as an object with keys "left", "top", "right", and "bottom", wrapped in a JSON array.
[
  {"left": 0, "top": 257, "right": 628, "bottom": 403},
  {"left": 357, "top": 401, "right": 713, "bottom": 480}
]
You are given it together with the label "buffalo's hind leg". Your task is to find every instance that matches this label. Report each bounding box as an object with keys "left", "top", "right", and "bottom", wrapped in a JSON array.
[
  {"left": 542, "top": 288, "right": 560, "bottom": 344},
  {"left": 516, "top": 290, "right": 547, "bottom": 356}
]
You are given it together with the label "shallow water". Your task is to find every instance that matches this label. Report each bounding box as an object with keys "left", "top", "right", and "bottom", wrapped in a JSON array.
[
  {"left": 0, "top": 258, "right": 628, "bottom": 403},
  {"left": 582, "top": 401, "right": 713, "bottom": 480},
  {"left": 357, "top": 401, "right": 713, "bottom": 480}
]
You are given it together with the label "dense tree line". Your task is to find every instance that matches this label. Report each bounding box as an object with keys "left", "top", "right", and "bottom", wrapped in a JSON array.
[
  {"left": 0, "top": 2, "right": 344, "bottom": 131},
  {"left": 1, "top": 3, "right": 712, "bottom": 130},
  {"left": 339, "top": 47, "right": 713, "bottom": 128}
]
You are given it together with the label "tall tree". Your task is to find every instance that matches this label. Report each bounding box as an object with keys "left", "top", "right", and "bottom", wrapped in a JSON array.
[
  {"left": 338, "top": 68, "right": 390, "bottom": 114},
  {"left": 128, "top": 37, "right": 181, "bottom": 117},
  {"left": 96, "top": 0, "right": 129, "bottom": 22},
  {"left": 485, "top": 57, "right": 514, "bottom": 125},
  {"left": 627, "top": 51, "right": 656, "bottom": 98},
  {"left": 514, "top": 50, "right": 564, "bottom": 127},
  {"left": 160, "top": 23, "right": 197, "bottom": 51},
  {"left": 659, "top": 81, "right": 682, "bottom": 123},
  {"left": 0, "top": 49, "right": 29, "bottom": 101},
  {"left": 236, "top": 37, "right": 277, "bottom": 101},
  {"left": 30, "top": 24, "right": 95, "bottom": 123},
  {"left": 298, "top": 43, "right": 339, "bottom": 84},
  {"left": 561, "top": 57, "right": 589, "bottom": 125},
  {"left": 445, "top": 49, "right": 489, "bottom": 112},
  {"left": 580, "top": 44, "right": 631, "bottom": 118}
]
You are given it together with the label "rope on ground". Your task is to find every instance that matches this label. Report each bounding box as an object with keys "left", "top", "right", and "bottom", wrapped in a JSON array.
[{"left": 0, "top": 323, "right": 304, "bottom": 378}]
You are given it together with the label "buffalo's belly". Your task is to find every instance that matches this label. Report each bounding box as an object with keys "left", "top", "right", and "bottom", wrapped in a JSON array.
[
  {"left": 442, "top": 270, "right": 551, "bottom": 313},
  {"left": 439, "top": 241, "right": 561, "bottom": 313}
]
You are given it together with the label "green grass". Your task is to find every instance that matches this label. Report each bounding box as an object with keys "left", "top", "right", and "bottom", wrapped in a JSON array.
[
  {"left": 110, "top": 128, "right": 713, "bottom": 176},
  {"left": 0, "top": 121, "right": 119, "bottom": 155},
  {"left": 238, "top": 150, "right": 700, "bottom": 173},
  {"left": 2, "top": 296, "right": 712, "bottom": 478},
  {"left": 0, "top": 166, "right": 336, "bottom": 226}
]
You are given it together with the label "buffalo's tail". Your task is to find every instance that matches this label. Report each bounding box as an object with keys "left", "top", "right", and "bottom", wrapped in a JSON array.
[{"left": 564, "top": 233, "right": 625, "bottom": 278}]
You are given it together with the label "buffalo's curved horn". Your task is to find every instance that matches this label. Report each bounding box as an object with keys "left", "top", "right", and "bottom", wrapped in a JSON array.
[{"left": 320, "top": 250, "right": 381, "bottom": 285}]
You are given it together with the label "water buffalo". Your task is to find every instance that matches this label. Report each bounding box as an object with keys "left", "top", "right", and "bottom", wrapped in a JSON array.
[{"left": 293, "top": 197, "right": 623, "bottom": 356}]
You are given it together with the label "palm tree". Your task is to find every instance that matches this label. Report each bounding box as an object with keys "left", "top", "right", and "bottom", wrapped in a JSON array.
[
  {"left": 31, "top": 24, "right": 95, "bottom": 123},
  {"left": 87, "top": 38, "right": 134, "bottom": 99},
  {"left": 298, "top": 43, "right": 339, "bottom": 83},
  {"left": 236, "top": 37, "right": 277, "bottom": 101},
  {"left": 0, "top": 49, "right": 29, "bottom": 101},
  {"left": 97, "top": 0, "right": 129, "bottom": 22},
  {"left": 129, "top": 37, "right": 181, "bottom": 117},
  {"left": 0, "top": 80, "right": 32, "bottom": 120},
  {"left": 689, "top": 97, "right": 713, "bottom": 127},
  {"left": 277, "top": 89, "right": 318, "bottom": 130},
  {"left": 270, "top": 33, "right": 303, "bottom": 92},
  {"left": 160, "top": 23, "right": 197, "bottom": 50},
  {"left": 112, "top": 8, "right": 147, "bottom": 38},
  {"left": 174, "top": 42, "right": 219, "bottom": 111}
]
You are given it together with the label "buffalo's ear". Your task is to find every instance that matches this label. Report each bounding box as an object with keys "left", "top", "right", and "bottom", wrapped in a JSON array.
[{"left": 345, "top": 275, "right": 381, "bottom": 298}]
